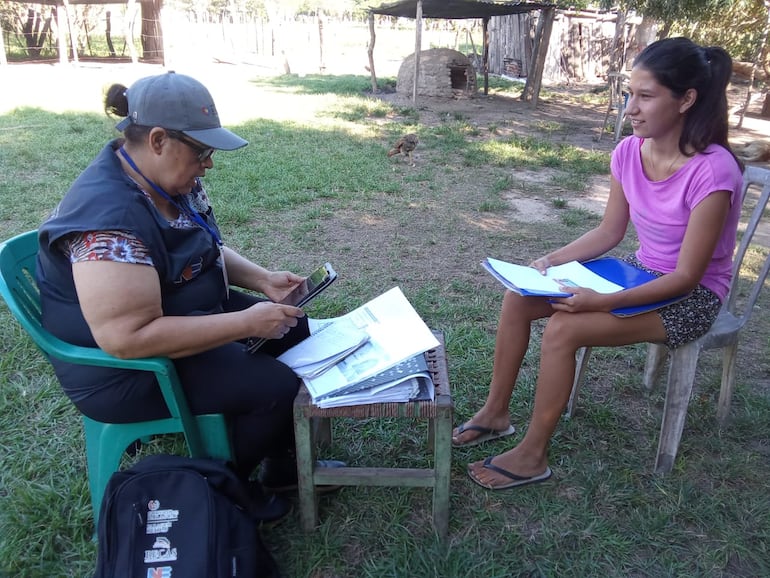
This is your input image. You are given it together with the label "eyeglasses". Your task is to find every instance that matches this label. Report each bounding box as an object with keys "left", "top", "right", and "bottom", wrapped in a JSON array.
[{"left": 166, "top": 130, "right": 215, "bottom": 163}]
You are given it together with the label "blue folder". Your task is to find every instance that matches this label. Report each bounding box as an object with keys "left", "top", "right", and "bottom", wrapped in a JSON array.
[{"left": 581, "top": 257, "right": 687, "bottom": 317}]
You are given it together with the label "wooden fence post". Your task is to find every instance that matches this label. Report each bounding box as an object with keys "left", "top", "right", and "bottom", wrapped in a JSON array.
[
  {"left": 412, "top": 0, "right": 422, "bottom": 104},
  {"left": 367, "top": 12, "right": 378, "bottom": 93}
]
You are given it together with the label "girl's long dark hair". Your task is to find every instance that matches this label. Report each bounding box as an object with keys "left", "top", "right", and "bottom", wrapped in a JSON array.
[{"left": 634, "top": 37, "right": 742, "bottom": 169}]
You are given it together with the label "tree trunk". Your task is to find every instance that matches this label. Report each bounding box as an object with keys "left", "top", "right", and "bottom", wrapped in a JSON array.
[
  {"left": 0, "top": 22, "right": 7, "bottom": 65},
  {"left": 762, "top": 93, "right": 770, "bottom": 118},
  {"left": 62, "top": 0, "right": 78, "bottom": 64},
  {"left": 56, "top": 5, "right": 68, "bottom": 64},
  {"left": 125, "top": 0, "right": 139, "bottom": 63},
  {"left": 522, "top": 7, "right": 555, "bottom": 106},
  {"left": 367, "top": 12, "right": 378, "bottom": 93},
  {"left": 318, "top": 14, "right": 325, "bottom": 73},
  {"left": 633, "top": 15, "right": 658, "bottom": 60},
  {"left": 140, "top": 0, "right": 164, "bottom": 63},
  {"left": 609, "top": 9, "right": 626, "bottom": 73},
  {"left": 737, "top": 0, "right": 770, "bottom": 127},
  {"left": 23, "top": 9, "right": 42, "bottom": 57},
  {"left": 106, "top": 10, "right": 116, "bottom": 57}
]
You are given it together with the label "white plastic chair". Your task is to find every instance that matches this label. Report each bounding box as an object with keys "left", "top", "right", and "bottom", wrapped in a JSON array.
[
  {"left": 565, "top": 165, "right": 770, "bottom": 473},
  {"left": 597, "top": 72, "right": 628, "bottom": 142}
]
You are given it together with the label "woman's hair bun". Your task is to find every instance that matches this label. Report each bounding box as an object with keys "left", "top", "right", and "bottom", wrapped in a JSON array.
[{"left": 104, "top": 83, "right": 129, "bottom": 117}]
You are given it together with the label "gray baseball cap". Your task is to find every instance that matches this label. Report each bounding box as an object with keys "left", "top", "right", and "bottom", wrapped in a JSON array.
[{"left": 115, "top": 71, "right": 248, "bottom": 151}]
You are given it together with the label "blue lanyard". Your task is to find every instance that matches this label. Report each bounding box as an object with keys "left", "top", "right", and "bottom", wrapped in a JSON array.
[{"left": 118, "top": 146, "right": 223, "bottom": 246}]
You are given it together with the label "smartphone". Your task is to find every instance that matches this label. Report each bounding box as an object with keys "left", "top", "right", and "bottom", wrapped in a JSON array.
[
  {"left": 246, "top": 263, "right": 337, "bottom": 354},
  {"left": 280, "top": 263, "right": 337, "bottom": 307}
]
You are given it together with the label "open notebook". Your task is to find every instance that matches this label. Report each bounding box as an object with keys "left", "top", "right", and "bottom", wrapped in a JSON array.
[
  {"left": 483, "top": 256, "right": 687, "bottom": 317},
  {"left": 580, "top": 257, "right": 687, "bottom": 317}
]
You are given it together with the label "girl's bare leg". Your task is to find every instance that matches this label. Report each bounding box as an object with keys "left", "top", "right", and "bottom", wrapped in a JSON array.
[
  {"left": 452, "top": 291, "right": 552, "bottom": 445},
  {"left": 467, "top": 309, "right": 666, "bottom": 486}
]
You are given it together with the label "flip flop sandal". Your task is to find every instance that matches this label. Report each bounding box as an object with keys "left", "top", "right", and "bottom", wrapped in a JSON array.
[{"left": 452, "top": 423, "right": 516, "bottom": 447}]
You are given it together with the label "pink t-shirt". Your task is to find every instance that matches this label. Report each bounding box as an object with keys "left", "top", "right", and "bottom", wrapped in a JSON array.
[{"left": 611, "top": 136, "right": 743, "bottom": 300}]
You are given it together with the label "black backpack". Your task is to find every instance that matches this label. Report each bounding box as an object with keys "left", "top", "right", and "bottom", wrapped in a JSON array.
[{"left": 93, "top": 454, "right": 281, "bottom": 578}]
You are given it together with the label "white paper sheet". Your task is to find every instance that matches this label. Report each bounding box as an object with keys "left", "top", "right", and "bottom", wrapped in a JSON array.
[
  {"left": 485, "top": 258, "right": 624, "bottom": 296},
  {"left": 302, "top": 287, "right": 439, "bottom": 401}
]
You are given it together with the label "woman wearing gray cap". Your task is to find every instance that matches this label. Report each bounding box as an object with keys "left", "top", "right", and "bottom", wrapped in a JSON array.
[{"left": 36, "top": 71, "right": 340, "bottom": 523}]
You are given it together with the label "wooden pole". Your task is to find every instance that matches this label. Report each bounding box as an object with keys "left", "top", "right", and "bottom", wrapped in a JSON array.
[
  {"left": 482, "top": 16, "right": 489, "bottom": 95},
  {"left": 412, "top": 0, "right": 422, "bottom": 104},
  {"left": 0, "top": 20, "right": 7, "bottom": 66},
  {"left": 531, "top": 8, "right": 555, "bottom": 108},
  {"left": 318, "top": 13, "right": 325, "bottom": 73},
  {"left": 367, "top": 12, "right": 378, "bottom": 93},
  {"left": 140, "top": 0, "right": 164, "bottom": 65},
  {"left": 521, "top": 10, "right": 544, "bottom": 103},
  {"left": 106, "top": 10, "right": 116, "bottom": 57},
  {"left": 62, "top": 0, "right": 78, "bottom": 64},
  {"left": 56, "top": 5, "right": 67, "bottom": 64},
  {"left": 521, "top": 7, "right": 554, "bottom": 107},
  {"left": 610, "top": 9, "right": 627, "bottom": 74},
  {"left": 126, "top": 0, "right": 139, "bottom": 64},
  {"left": 737, "top": 0, "right": 770, "bottom": 127}
]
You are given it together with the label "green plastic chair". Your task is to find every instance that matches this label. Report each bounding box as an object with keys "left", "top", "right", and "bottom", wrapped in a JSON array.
[{"left": 0, "top": 230, "right": 233, "bottom": 525}]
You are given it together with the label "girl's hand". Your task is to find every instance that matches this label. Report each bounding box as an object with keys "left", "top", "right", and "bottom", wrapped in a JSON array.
[
  {"left": 529, "top": 256, "right": 551, "bottom": 275},
  {"left": 548, "top": 287, "right": 611, "bottom": 313}
]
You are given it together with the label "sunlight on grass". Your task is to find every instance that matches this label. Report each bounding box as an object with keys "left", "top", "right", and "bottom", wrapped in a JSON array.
[
  {"left": 250, "top": 73, "right": 394, "bottom": 96},
  {"left": 327, "top": 96, "right": 394, "bottom": 122},
  {"left": 463, "top": 135, "right": 609, "bottom": 182}
]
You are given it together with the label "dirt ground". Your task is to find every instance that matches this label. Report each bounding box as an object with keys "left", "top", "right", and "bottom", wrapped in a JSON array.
[{"left": 372, "top": 77, "right": 770, "bottom": 230}]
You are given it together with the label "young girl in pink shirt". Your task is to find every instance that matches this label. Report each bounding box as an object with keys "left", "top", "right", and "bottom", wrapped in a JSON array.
[{"left": 453, "top": 37, "right": 744, "bottom": 489}]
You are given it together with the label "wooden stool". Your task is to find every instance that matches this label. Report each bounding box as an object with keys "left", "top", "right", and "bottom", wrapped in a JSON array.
[{"left": 292, "top": 331, "right": 453, "bottom": 539}]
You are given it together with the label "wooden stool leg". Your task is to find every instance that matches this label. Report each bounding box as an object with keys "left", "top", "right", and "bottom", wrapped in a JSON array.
[
  {"left": 432, "top": 405, "right": 452, "bottom": 539},
  {"left": 313, "top": 416, "right": 332, "bottom": 448},
  {"left": 294, "top": 410, "right": 319, "bottom": 531}
]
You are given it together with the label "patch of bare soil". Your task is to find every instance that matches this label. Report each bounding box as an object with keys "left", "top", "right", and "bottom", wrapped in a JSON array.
[
  {"left": 373, "top": 80, "right": 770, "bottom": 225},
  {"left": 372, "top": 87, "right": 615, "bottom": 224}
]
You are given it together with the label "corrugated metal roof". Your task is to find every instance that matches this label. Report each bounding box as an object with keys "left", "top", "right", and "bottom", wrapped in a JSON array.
[{"left": 370, "top": 0, "right": 554, "bottom": 19}]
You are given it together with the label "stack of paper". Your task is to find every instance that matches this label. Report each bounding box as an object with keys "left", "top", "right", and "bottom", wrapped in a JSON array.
[
  {"left": 314, "top": 352, "right": 434, "bottom": 408},
  {"left": 277, "top": 318, "right": 369, "bottom": 379},
  {"left": 278, "top": 287, "right": 440, "bottom": 407}
]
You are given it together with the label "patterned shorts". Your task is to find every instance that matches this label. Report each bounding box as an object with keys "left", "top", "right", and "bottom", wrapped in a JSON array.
[{"left": 623, "top": 255, "right": 722, "bottom": 349}]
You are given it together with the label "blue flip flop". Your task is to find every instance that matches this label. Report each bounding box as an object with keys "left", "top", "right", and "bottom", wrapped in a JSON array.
[{"left": 468, "top": 456, "right": 552, "bottom": 490}]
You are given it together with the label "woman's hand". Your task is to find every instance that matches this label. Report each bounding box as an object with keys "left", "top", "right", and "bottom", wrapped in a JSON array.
[
  {"left": 548, "top": 286, "right": 612, "bottom": 313},
  {"left": 260, "top": 270, "right": 305, "bottom": 303},
  {"left": 244, "top": 301, "right": 305, "bottom": 339}
]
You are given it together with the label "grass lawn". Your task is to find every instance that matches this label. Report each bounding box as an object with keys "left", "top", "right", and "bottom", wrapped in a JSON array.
[{"left": 1, "top": 70, "right": 769, "bottom": 578}]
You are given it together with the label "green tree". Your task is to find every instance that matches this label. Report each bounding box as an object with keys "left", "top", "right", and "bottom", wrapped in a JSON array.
[{"left": 602, "top": 0, "right": 768, "bottom": 60}]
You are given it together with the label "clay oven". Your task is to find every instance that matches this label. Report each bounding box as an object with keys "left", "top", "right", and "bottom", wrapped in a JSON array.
[{"left": 396, "top": 48, "right": 478, "bottom": 98}]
